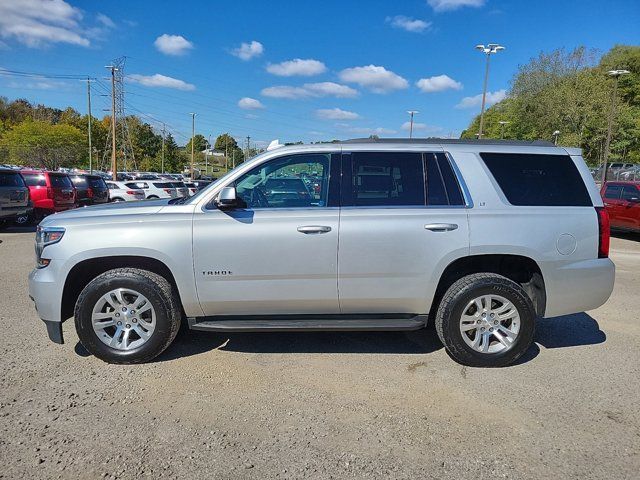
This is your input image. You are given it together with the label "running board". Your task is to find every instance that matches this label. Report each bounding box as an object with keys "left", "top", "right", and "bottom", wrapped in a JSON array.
[{"left": 187, "top": 314, "right": 428, "bottom": 332}]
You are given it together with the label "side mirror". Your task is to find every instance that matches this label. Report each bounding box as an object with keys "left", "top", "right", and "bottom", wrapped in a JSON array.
[{"left": 215, "top": 186, "right": 238, "bottom": 209}]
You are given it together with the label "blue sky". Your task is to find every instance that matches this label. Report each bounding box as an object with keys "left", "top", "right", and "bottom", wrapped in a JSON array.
[{"left": 1, "top": 0, "right": 639, "bottom": 147}]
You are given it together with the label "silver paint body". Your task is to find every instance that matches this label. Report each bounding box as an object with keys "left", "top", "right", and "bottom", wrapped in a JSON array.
[{"left": 29, "top": 142, "right": 615, "bottom": 325}]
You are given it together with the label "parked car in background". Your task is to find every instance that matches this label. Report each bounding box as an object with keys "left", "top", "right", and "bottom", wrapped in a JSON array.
[
  {"left": 21, "top": 170, "right": 76, "bottom": 220},
  {"left": 183, "top": 182, "right": 198, "bottom": 196},
  {"left": 601, "top": 181, "right": 640, "bottom": 233},
  {"left": 171, "top": 182, "right": 189, "bottom": 198},
  {"left": 617, "top": 165, "right": 640, "bottom": 181},
  {"left": 69, "top": 174, "right": 110, "bottom": 206},
  {"left": 105, "top": 181, "right": 146, "bottom": 202},
  {"left": 124, "top": 181, "right": 176, "bottom": 199},
  {"left": 0, "top": 168, "right": 31, "bottom": 229}
]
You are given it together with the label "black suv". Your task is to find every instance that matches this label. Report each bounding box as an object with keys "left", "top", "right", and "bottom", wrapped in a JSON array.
[{"left": 69, "top": 174, "right": 110, "bottom": 206}]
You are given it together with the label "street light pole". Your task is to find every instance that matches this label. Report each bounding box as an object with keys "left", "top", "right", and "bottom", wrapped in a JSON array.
[
  {"left": 189, "top": 113, "right": 196, "bottom": 179},
  {"left": 552, "top": 130, "right": 560, "bottom": 146},
  {"left": 407, "top": 110, "right": 419, "bottom": 138},
  {"left": 499, "top": 120, "right": 510, "bottom": 139},
  {"left": 475, "top": 43, "right": 505, "bottom": 139},
  {"left": 602, "top": 69, "right": 630, "bottom": 183}
]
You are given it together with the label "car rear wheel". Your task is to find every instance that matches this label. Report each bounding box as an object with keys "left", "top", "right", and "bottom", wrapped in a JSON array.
[
  {"left": 434, "top": 273, "right": 536, "bottom": 367},
  {"left": 112, "top": 197, "right": 124, "bottom": 202},
  {"left": 147, "top": 195, "right": 158, "bottom": 199},
  {"left": 74, "top": 268, "right": 181, "bottom": 364}
]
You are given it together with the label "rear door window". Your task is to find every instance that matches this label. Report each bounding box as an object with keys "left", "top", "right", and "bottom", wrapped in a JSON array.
[
  {"left": 622, "top": 185, "right": 640, "bottom": 201},
  {"left": 70, "top": 176, "right": 88, "bottom": 188},
  {"left": 50, "top": 175, "right": 73, "bottom": 188},
  {"left": 604, "top": 185, "right": 623, "bottom": 199},
  {"left": 480, "top": 153, "right": 592, "bottom": 206},
  {"left": 0, "top": 172, "right": 25, "bottom": 187},
  {"left": 344, "top": 152, "right": 425, "bottom": 206}
]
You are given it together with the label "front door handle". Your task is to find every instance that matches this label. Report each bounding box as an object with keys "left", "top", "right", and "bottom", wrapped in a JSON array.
[
  {"left": 297, "top": 225, "right": 332, "bottom": 234},
  {"left": 424, "top": 223, "right": 458, "bottom": 232}
]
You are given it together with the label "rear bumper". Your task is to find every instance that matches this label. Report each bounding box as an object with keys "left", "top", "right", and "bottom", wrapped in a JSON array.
[{"left": 543, "top": 258, "right": 615, "bottom": 318}]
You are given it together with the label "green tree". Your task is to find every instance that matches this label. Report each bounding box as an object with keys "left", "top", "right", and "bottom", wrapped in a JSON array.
[{"left": 1, "top": 120, "right": 85, "bottom": 169}]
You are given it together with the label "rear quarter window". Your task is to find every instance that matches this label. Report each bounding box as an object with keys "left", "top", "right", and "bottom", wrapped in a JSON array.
[
  {"left": 480, "top": 153, "right": 592, "bottom": 207},
  {"left": 88, "top": 177, "right": 107, "bottom": 189}
]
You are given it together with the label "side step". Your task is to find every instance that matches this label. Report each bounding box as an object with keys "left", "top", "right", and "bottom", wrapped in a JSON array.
[{"left": 187, "top": 314, "right": 428, "bottom": 332}]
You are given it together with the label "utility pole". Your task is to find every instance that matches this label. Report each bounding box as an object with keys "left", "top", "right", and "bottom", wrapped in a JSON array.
[
  {"left": 189, "top": 113, "right": 196, "bottom": 179},
  {"left": 232, "top": 149, "right": 235, "bottom": 169},
  {"left": 602, "top": 69, "right": 630, "bottom": 183},
  {"left": 161, "top": 123, "right": 166, "bottom": 174},
  {"left": 245, "top": 136, "right": 251, "bottom": 160},
  {"left": 107, "top": 65, "right": 118, "bottom": 180},
  {"left": 475, "top": 43, "right": 505, "bottom": 138},
  {"left": 85, "top": 77, "right": 94, "bottom": 174},
  {"left": 407, "top": 110, "right": 419, "bottom": 138},
  {"left": 224, "top": 136, "right": 229, "bottom": 173}
]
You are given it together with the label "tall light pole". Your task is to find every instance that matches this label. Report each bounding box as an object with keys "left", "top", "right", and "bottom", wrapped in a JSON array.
[
  {"left": 407, "top": 110, "right": 419, "bottom": 138},
  {"left": 85, "top": 77, "right": 93, "bottom": 174},
  {"left": 475, "top": 43, "right": 505, "bottom": 139},
  {"left": 161, "top": 123, "right": 166, "bottom": 174},
  {"left": 499, "top": 120, "right": 510, "bottom": 139},
  {"left": 552, "top": 130, "right": 560, "bottom": 146},
  {"left": 602, "top": 69, "right": 630, "bottom": 182},
  {"left": 189, "top": 113, "right": 196, "bottom": 179}
]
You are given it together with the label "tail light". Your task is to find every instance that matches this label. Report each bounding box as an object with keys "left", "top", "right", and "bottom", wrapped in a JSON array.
[
  {"left": 46, "top": 187, "right": 54, "bottom": 199},
  {"left": 126, "top": 190, "right": 138, "bottom": 195},
  {"left": 87, "top": 188, "right": 94, "bottom": 198},
  {"left": 164, "top": 188, "right": 172, "bottom": 194},
  {"left": 595, "top": 207, "right": 610, "bottom": 258}
]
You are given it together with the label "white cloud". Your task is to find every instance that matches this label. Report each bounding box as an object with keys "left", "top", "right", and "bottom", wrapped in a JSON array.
[
  {"left": 231, "top": 40, "right": 263, "bottom": 61},
  {"left": 339, "top": 65, "right": 408, "bottom": 94},
  {"left": 266, "top": 58, "right": 326, "bottom": 77},
  {"left": 96, "top": 13, "right": 115, "bottom": 29},
  {"left": 401, "top": 122, "right": 444, "bottom": 134},
  {"left": 427, "top": 0, "right": 485, "bottom": 12},
  {"left": 154, "top": 34, "right": 193, "bottom": 56},
  {"left": 238, "top": 97, "right": 265, "bottom": 110},
  {"left": 128, "top": 74, "right": 195, "bottom": 91},
  {"left": 0, "top": 0, "right": 90, "bottom": 47},
  {"left": 261, "top": 82, "right": 358, "bottom": 99},
  {"left": 456, "top": 89, "right": 507, "bottom": 109},
  {"left": 316, "top": 108, "right": 360, "bottom": 120},
  {"left": 386, "top": 15, "right": 431, "bottom": 33},
  {"left": 416, "top": 74, "right": 463, "bottom": 93},
  {"left": 342, "top": 126, "right": 398, "bottom": 135}
]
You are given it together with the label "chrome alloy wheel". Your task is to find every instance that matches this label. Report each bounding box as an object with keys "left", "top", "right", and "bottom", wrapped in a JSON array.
[
  {"left": 91, "top": 288, "right": 156, "bottom": 350},
  {"left": 459, "top": 294, "right": 521, "bottom": 354}
]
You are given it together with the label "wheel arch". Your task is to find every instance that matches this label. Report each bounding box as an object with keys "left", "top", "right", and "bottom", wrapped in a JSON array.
[
  {"left": 61, "top": 255, "right": 183, "bottom": 321},
  {"left": 431, "top": 254, "right": 546, "bottom": 317}
]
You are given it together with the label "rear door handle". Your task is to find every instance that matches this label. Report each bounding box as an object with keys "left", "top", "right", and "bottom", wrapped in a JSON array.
[
  {"left": 297, "top": 225, "right": 332, "bottom": 234},
  {"left": 424, "top": 223, "right": 458, "bottom": 232}
]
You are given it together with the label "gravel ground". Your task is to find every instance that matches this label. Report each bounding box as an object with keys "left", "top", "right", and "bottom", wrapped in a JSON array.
[{"left": 0, "top": 227, "right": 639, "bottom": 479}]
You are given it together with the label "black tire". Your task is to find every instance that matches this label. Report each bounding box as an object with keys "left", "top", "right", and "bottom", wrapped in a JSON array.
[
  {"left": 14, "top": 212, "right": 33, "bottom": 226},
  {"left": 147, "top": 195, "right": 159, "bottom": 199},
  {"left": 0, "top": 219, "right": 9, "bottom": 230},
  {"left": 111, "top": 197, "right": 124, "bottom": 202},
  {"left": 74, "top": 268, "right": 182, "bottom": 364},
  {"left": 434, "top": 273, "right": 536, "bottom": 368}
]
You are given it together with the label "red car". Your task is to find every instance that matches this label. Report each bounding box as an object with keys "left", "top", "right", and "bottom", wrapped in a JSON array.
[
  {"left": 601, "top": 181, "right": 640, "bottom": 233},
  {"left": 21, "top": 170, "right": 77, "bottom": 220}
]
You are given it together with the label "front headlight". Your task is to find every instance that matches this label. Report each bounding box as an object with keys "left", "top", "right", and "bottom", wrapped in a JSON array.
[{"left": 35, "top": 226, "right": 65, "bottom": 268}]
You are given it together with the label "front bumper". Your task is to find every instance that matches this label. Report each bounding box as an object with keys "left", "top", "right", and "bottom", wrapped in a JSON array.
[{"left": 29, "top": 262, "right": 66, "bottom": 343}]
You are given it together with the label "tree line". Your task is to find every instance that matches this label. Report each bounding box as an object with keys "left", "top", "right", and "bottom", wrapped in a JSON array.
[
  {"left": 0, "top": 98, "right": 250, "bottom": 173},
  {"left": 460, "top": 45, "right": 640, "bottom": 165}
]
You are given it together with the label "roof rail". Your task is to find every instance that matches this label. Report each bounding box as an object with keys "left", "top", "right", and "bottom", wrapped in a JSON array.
[{"left": 341, "top": 137, "right": 556, "bottom": 147}]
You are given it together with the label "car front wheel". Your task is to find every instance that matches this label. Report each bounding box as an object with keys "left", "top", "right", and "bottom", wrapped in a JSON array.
[
  {"left": 74, "top": 268, "right": 181, "bottom": 364},
  {"left": 435, "top": 273, "right": 536, "bottom": 367}
]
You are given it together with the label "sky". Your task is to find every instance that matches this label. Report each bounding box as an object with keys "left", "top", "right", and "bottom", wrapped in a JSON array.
[{"left": 0, "top": 0, "right": 639, "bottom": 148}]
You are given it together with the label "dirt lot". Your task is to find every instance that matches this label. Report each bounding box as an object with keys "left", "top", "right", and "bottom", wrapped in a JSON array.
[{"left": 0, "top": 227, "right": 638, "bottom": 479}]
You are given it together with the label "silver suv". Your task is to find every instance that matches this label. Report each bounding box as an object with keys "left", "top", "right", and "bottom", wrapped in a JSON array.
[{"left": 29, "top": 139, "right": 615, "bottom": 367}]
